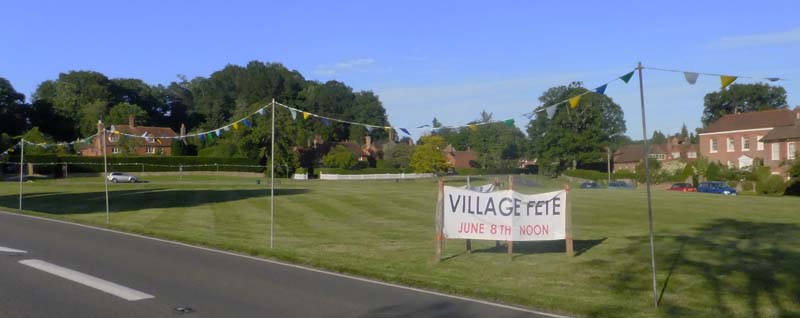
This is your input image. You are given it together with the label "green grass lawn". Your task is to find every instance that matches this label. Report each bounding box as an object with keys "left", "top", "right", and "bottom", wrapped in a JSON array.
[{"left": 1, "top": 174, "right": 798, "bottom": 317}]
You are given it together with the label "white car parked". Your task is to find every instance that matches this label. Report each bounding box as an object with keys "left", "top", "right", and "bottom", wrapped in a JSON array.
[{"left": 107, "top": 172, "right": 138, "bottom": 183}]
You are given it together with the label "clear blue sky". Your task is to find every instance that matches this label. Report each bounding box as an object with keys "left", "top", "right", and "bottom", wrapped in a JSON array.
[{"left": 2, "top": 0, "right": 798, "bottom": 140}]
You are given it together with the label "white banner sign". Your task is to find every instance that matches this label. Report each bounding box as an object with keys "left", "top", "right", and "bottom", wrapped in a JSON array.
[{"left": 442, "top": 186, "right": 566, "bottom": 241}]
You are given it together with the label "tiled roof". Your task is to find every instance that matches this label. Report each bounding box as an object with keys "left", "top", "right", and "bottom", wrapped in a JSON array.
[
  {"left": 700, "top": 108, "right": 799, "bottom": 134},
  {"left": 761, "top": 124, "right": 800, "bottom": 142},
  {"left": 113, "top": 125, "right": 178, "bottom": 138}
]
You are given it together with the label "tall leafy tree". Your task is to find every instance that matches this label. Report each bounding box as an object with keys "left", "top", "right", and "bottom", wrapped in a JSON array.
[
  {"left": 0, "top": 77, "right": 28, "bottom": 136},
  {"left": 527, "top": 82, "right": 626, "bottom": 173},
  {"left": 410, "top": 135, "right": 448, "bottom": 173},
  {"left": 702, "top": 83, "right": 787, "bottom": 126},
  {"left": 32, "top": 71, "right": 114, "bottom": 139},
  {"left": 107, "top": 103, "right": 149, "bottom": 126},
  {"left": 650, "top": 130, "right": 667, "bottom": 144}
]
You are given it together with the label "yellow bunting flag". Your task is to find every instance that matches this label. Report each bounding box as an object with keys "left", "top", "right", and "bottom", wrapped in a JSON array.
[
  {"left": 113, "top": 131, "right": 120, "bottom": 135},
  {"left": 720, "top": 75, "right": 737, "bottom": 90},
  {"left": 569, "top": 95, "right": 582, "bottom": 108},
  {"left": 303, "top": 112, "right": 310, "bottom": 120},
  {"left": 156, "top": 138, "right": 162, "bottom": 145},
  {"left": 468, "top": 124, "right": 477, "bottom": 131},
  {"left": 384, "top": 127, "right": 391, "bottom": 133},
  {"left": 233, "top": 122, "right": 240, "bottom": 130}
]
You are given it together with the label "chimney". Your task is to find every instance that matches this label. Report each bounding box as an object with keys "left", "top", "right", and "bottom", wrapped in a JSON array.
[
  {"left": 129, "top": 114, "right": 135, "bottom": 127},
  {"left": 180, "top": 123, "right": 186, "bottom": 137},
  {"left": 365, "top": 135, "right": 372, "bottom": 149}
]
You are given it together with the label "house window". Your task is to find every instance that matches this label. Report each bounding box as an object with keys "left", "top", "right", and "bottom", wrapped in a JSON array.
[
  {"left": 112, "top": 147, "right": 120, "bottom": 154},
  {"left": 710, "top": 139, "right": 718, "bottom": 153},
  {"left": 727, "top": 137, "right": 735, "bottom": 152},
  {"left": 671, "top": 152, "right": 680, "bottom": 159},
  {"left": 109, "top": 135, "right": 120, "bottom": 142},
  {"left": 649, "top": 153, "right": 666, "bottom": 160},
  {"left": 146, "top": 147, "right": 156, "bottom": 154},
  {"left": 789, "top": 142, "right": 796, "bottom": 160},
  {"left": 771, "top": 143, "right": 780, "bottom": 160},
  {"left": 742, "top": 137, "right": 750, "bottom": 151},
  {"left": 738, "top": 156, "right": 753, "bottom": 169},
  {"left": 757, "top": 136, "right": 764, "bottom": 151},
  {"left": 688, "top": 152, "right": 697, "bottom": 159}
]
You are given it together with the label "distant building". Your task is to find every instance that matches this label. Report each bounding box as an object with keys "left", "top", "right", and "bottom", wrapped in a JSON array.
[
  {"left": 698, "top": 107, "right": 800, "bottom": 178},
  {"left": 613, "top": 137, "right": 698, "bottom": 172},
  {"left": 442, "top": 144, "right": 478, "bottom": 169},
  {"left": 80, "top": 115, "right": 179, "bottom": 156}
]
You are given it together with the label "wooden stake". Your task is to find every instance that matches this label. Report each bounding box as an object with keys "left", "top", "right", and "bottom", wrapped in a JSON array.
[
  {"left": 466, "top": 176, "right": 471, "bottom": 253},
  {"left": 435, "top": 179, "right": 444, "bottom": 262},
  {"left": 564, "top": 183, "right": 574, "bottom": 257},
  {"left": 507, "top": 175, "right": 513, "bottom": 260},
  {"left": 494, "top": 177, "right": 501, "bottom": 248}
]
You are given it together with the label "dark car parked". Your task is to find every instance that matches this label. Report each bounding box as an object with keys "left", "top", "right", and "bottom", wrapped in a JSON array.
[
  {"left": 580, "top": 181, "right": 602, "bottom": 189},
  {"left": 697, "top": 181, "right": 737, "bottom": 195},
  {"left": 608, "top": 181, "right": 633, "bottom": 189}
]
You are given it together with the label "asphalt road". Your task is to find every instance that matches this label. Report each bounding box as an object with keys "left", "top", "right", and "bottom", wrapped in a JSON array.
[{"left": 0, "top": 211, "right": 561, "bottom": 318}]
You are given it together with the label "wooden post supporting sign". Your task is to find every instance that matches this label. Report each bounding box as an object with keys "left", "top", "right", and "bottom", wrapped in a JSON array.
[
  {"left": 565, "top": 184, "right": 574, "bottom": 257},
  {"left": 507, "top": 175, "right": 513, "bottom": 260},
  {"left": 435, "top": 179, "right": 444, "bottom": 262}
]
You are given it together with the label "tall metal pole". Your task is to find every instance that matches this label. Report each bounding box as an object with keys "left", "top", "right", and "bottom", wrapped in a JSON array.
[
  {"left": 270, "top": 98, "right": 275, "bottom": 249},
  {"left": 19, "top": 139, "right": 24, "bottom": 212},
  {"left": 103, "top": 127, "right": 110, "bottom": 225},
  {"left": 637, "top": 62, "right": 658, "bottom": 308}
]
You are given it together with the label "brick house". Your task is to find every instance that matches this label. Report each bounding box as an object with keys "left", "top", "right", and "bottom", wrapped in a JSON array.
[
  {"left": 442, "top": 144, "right": 478, "bottom": 169},
  {"left": 81, "top": 115, "right": 179, "bottom": 156},
  {"left": 613, "top": 137, "right": 699, "bottom": 172},
  {"left": 698, "top": 107, "right": 800, "bottom": 177}
]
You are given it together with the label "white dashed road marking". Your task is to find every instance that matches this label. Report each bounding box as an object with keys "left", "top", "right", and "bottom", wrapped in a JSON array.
[{"left": 19, "top": 259, "right": 154, "bottom": 301}]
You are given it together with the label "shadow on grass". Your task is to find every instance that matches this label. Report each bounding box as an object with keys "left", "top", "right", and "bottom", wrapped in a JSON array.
[
  {"left": 0, "top": 188, "right": 309, "bottom": 215},
  {"left": 604, "top": 219, "right": 800, "bottom": 318},
  {"left": 442, "top": 238, "right": 606, "bottom": 260}
]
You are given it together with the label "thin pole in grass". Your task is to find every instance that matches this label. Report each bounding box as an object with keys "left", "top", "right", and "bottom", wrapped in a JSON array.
[
  {"left": 270, "top": 98, "right": 275, "bottom": 249},
  {"left": 507, "top": 175, "right": 513, "bottom": 260},
  {"left": 637, "top": 62, "right": 658, "bottom": 308},
  {"left": 103, "top": 124, "right": 110, "bottom": 225},
  {"left": 18, "top": 138, "right": 24, "bottom": 212}
]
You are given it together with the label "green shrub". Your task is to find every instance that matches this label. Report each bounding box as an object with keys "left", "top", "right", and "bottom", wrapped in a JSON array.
[
  {"left": 455, "top": 167, "right": 531, "bottom": 176},
  {"left": 785, "top": 178, "right": 800, "bottom": 196},
  {"left": 319, "top": 167, "right": 406, "bottom": 175},
  {"left": 756, "top": 175, "right": 786, "bottom": 195},
  {"left": 741, "top": 181, "right": 754, "bottom": 192},
  {"left": 612, "top": 170, "right": 637, "bottom": 180},
  {"left": 13, "top": 155, "right": 263, "bottom": 173},
  {"left": 562, "top": 169, "right": 607, "bottom": 181}
]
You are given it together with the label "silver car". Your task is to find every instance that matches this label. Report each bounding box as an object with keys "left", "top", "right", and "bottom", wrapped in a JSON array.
[{"left": 107, "top": 172, "right": 138, "bottom": 183}]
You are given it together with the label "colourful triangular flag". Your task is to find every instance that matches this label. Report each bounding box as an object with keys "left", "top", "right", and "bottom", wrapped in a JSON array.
[
  {"left": 366, "top": 126, "right": 374, "bottom": 133},
  {"left": 156, "top": 138, "right": 163, "bottom": 145},
  {"left": 384, "top": 127, "right": 391, "bottom": 133},
  {"left": 321, "top": 118, "right": 330, "bottom": 127},
  {"left": 215, "top": 129, "right": 221, "bottom": 137},
  {"left": 400, "top": 128, "right": 410, "bottom": 135},
  {"left": 468, "top": 124, "right": 477, "bottom": 131},
  {"left": 545, "top": 105, "right": 557, "bottom": 119},
  {"left": 503, "top": 119, "right": 514, "bottom": 127},
  {"left": 683, "top": 72, "right": 699, "bottom": 85},
  {"left": 765, "top": 77, "right": 780, "bottom": 82},
  {"left": 258, "top": 108, "right": 266, "bottom": 115},
  {"left": 416, "top": 124, "right": 430, "bottom": 128},
  {"left": 620, "top": 71, "right": 635, "bottom": 83},
  {"left": 243, "top": 118, "right": 252, "bottom": 127},
  {"left": 569, "top": 95, "right": 582, "bottom": 108},
  {"left": 290, "top": 109, "right": 297, "bottom": 120},
  {"left": 223, "top": 126, "right": 230, "bottom": 131},
  {"left": 206, "top": 132, "right": 213, "bottom": 141},
  {"left": 198, "top": 134, "right": 206, "bottom": 141},
  {"left": 233, "top": 122, "right": 240, "bottom": 130},
  {"left": 720, "top": 75, "right": 737, "bottom": 90},
  {"left": 303, "top": 112, "right": 310, "bottom": 120},
  {"left": 595, "top": 84, "right": 607, "bottom": 95}
]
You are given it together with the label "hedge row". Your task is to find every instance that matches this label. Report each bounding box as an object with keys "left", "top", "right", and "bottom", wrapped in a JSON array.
[
  {"left": 454, "top": 167, "right": 535, "bottom": 175},
  {"left": 6, "top": 155, "right": 263, "bottom": 174},
  {"left": 318, "top": 167, "right": 406, "bottom": 175}
]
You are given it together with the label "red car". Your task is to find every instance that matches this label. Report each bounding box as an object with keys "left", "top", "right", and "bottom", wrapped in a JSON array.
[{"left": 668, "top": 183, "right": 696, "bottom": 192}]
